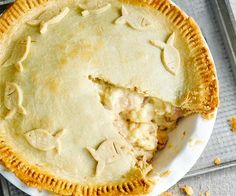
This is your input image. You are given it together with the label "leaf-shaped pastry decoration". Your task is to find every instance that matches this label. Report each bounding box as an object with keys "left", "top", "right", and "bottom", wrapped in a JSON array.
[
  {"left": 150, "top": 33, "right": 180, "bottom": 75},
  {"left": 26, "top": 19, "right": 41, "bottom": 26},
  {"left": 4, "top": 82, "right": 26, "bottom": 119},
  {"left": 150, "top": 40, "right": 165, "bottom": 49},
  {"left": 166, "top": 32, "right": 175, "bottom": 45},
  {"left": 40, "top": 7, "right": 70, "bottom": 34},
  {"left": 15, "top": 36, "right": 31, "bottom": 72},
  {"left": 115, "top": 5, "right": 152, "bottom": 31},
  {"left": 24, "top": 128, "right": 65, "bottom": 154},
  {"left": 87, "top": 138, "right": 130, "bottom": 176},
  {"left": 162, "top": 45, "right": 180, "bottom": 75},
  {"left": 79, "top": 2, "right": 111, "bottom": 17},
  {"left": 115, "top": 5, "right": 129, "bottom": 25}
]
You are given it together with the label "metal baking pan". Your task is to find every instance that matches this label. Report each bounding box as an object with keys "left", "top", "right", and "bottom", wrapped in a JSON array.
[{"left": 211, "top": 0, "right": 236, "bottom": 80}]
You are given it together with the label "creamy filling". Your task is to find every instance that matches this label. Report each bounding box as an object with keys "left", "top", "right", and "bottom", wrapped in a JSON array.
[{"left": 94, "top": 78, "right": 183, "bottom": 174}]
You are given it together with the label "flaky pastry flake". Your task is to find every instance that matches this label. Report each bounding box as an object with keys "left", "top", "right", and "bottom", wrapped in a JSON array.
[
  {"left": 40, "top": 7, "right": 70, "bottom": 34},
  {"left": 159, "top": 169, "right": 172, "bottom": 177},
  {"left": 159, "top": 192, "right": 173, "bottom": 196},
  {"left": 205, "top": 191, "right": 210, "bottom": 196},
  {"left": 157, "top": 130, "right": 168, "bottom": 150},
  {"left": 230, "top": 117, "right": 236, "bottom": 132},
  {"left": 181, "top": 185, "right": 194, "bottom": 196},
  {"left": 213, "top": 157, "right": 221, "bottom": 166},
  {"left": 115, "top": 5, "right": 152, "bottom": 30},
  {"left": 136, "top": 158, "right": 153, "bottom": 175}
]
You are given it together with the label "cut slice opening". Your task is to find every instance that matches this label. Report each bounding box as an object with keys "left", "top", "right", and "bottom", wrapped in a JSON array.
[{"left": 89, "top": 76, "right": 184, "bottom": 175}]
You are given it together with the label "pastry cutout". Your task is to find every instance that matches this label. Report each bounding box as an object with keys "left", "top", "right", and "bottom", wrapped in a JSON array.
[
  {"left": 24, "top": 128, "right": 65, "bottom": 154},
  {"left": 79, "top": 2, "right": 111, "bottom": 17},
  {"left": 15, "top": 36, "right": 31, "bottom": 72},
  {"left": 136, "top": 157, "right": 153, "bottom": 175},
  {"left": 150, "top": 33, "right": 180, "bottom": 75},
  {"left": 87, "top": 138, "right": 130, "bottom": 176},
  {"left": 4, "top": 82, "right": 26, "bottom": 119},
  {"left": 40, "top": 7, "right": 70, "bottom": 34},
  {"left": 115, "top": 5, "right": 152, "bottom": 31},
  {"left": 26, "top": 19, "right": 41, "bottom": 26}
]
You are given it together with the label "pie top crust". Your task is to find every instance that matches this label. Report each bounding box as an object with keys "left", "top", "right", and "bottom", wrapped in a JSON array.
[{"left": 0, "top": 0, "right": 218, "bottom": 195}]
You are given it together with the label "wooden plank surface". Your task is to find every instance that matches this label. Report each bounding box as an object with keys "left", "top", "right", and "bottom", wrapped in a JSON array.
[{"left": 168, "top": 166, "right": 236, "bottom": 196}]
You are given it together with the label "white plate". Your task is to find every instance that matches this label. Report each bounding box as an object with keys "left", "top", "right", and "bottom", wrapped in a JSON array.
[{"left": 0, "top": 113, "right": 216, "bottom": 196}]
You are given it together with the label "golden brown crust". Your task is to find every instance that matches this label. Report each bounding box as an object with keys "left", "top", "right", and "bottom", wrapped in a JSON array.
[
  {"left": 0, "top": 0, "right": 219, "bottom": 195},
  {"left": 0, "top": 0, "right": 48, "bottom": 40},
  {"left": 178, "top": 16, "right": 219, "bottom": 117},
  {"left": 0, "top": 137, "right": 152, "bottom": 195},
  {"left": 164, "top": 2, "right": 219, "bottom": 117}
]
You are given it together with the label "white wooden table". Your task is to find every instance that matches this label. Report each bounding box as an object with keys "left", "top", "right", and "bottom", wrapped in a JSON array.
[{"left": 168, "top": 162, "right": 236, "bottom": 196}]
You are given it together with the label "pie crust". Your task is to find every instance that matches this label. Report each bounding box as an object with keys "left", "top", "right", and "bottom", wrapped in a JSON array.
[{"left": 0, "top": 0, "right": 218, "bottom": 195}]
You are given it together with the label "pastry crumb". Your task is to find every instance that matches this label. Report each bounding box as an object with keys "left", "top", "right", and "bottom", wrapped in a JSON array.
[
  {"left": 199, "top": 191, "right": 210, "bottom": 196},
  {"left": 159, "top": 192, "right": 172, "bottom": 196},
  {"left": 157, "top": 130, "right": 169, "bottom": 150},
  {"left": 230, "top": 117, "right": 236, "bottom": 132},
  {"left": 167, "top": 143, "right": 173, "bottom": 149},
  {"left": 181, "top": 185, "right": 194, "bottom": 196},
  {"left": 159, "top": 170, "right": 172, "bottom": 177},
  {"left": 213, "top": 157, "right": 221, "bottom": 166},
  {"left": 188, "top": 138, "right": 204, "bottom": 146},
  {"left": 205, "top": 191, "right": 210, "bottom": 196}
]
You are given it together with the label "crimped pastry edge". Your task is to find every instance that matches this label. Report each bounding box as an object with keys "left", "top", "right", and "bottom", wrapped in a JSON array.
[
  {"left": 0, "top": 0, "right": 219, "bottom": 195},
  {"left": 0, "top": 137, "right": 153, "bottom": 195},
  {"left": 132, "top": 0, "right": 219, "bottom": 118}
]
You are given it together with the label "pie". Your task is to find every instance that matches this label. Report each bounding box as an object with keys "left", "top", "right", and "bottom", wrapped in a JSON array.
[{"left": 0, "top": 0, "right": 219, "bottom": 195}]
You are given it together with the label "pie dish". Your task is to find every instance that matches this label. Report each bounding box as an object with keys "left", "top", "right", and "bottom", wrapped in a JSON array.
[{"left": 0, "top": 0, "right": 218, "bottom": 195}]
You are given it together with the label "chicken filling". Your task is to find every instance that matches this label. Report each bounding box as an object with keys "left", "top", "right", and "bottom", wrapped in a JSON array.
[{"left": 95, "top": 79, "right": 183, "bottom": 174}]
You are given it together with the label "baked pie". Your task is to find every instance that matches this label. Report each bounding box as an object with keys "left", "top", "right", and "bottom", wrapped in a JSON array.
[{"left": 0, "top": 0, "right": 218, "bottom": 195}]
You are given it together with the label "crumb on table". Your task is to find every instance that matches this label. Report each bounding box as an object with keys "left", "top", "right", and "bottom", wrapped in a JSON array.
[
  {"left": 229, "top": 117, "right": 236, "bottom": 132},
  {"left": 181, "top": 185, "right": 194, "bottom": 196},
  {"left": 213, "top": 157, "right": 221, "bottom": 166},
  {"left": 200, "top": 191, "right": 210, "bottom": 196},
  {"left": 159, "top": 170, "right": 172, "bottom": 177},
  {"left": 205, "top": 191, "right": 210, "bottom": 196},
  {"left": 159, "top": 191, "right": 173, "bottom": 196}
]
